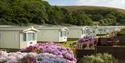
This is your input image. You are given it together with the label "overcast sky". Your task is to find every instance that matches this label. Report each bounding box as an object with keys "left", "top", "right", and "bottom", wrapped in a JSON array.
[{"left": 44, "top": 0, "right": 125, "bottom": 9}]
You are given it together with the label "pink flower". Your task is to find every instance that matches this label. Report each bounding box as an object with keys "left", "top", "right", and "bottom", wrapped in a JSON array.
[{"left": 20, "top": 42, "right": 77, "bottom": 63}]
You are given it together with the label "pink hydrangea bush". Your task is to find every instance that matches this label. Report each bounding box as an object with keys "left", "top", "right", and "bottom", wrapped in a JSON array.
[
  {"left": 78, "top": 36, "right": 95, "bottom": 44},
  {"left": 77, "top": 36, "right": 96, "bottom": 49},
  {"left": 0, "top": 50, "right": 31, "bottom": 63},
  {"left": 0, "top": 51, "right": 67, "bottom": 63},
  {"left": 20, "top": 43, "right": 77, "bottom": 63},
  {"left": 0, "top": 43, "right": 77, "bottom": 63}
]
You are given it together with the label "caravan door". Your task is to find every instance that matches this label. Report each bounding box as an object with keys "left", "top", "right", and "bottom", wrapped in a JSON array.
[
  {"left": 60, "top": 31, "right": 67, "bottom": 42},
  {"left": 25, "top": 31, "right": 37, "bottom": 47}
]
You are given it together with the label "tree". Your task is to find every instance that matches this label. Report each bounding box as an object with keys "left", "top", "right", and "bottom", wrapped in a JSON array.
[
  {"left": 64, "top": 12, "right": 77, "bottom": 25},
  {"left": 0, "top": 0, "right": 50, "bottom": 26},
  {"left": 76, "top": 13, "right": 93, "bottom": 26},
  {"left": 99, "top": 18, "right": 116, "bottom": 26}
]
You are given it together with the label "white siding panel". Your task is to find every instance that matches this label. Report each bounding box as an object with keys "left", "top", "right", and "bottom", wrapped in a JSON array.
[
  {"left": 0, "top": 31, "right": 19, "bottom": 49},
  {"left": 68, "top": 29, "right": 82, "bottom": 38},
  {"left": 37, "top": 30, "right": 59, "bottom": 42},
  {"left": 19, "top": 33, "right": 27, "bottom": 49}
]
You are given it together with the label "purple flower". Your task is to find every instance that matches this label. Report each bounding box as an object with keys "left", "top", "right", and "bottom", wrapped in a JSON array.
[
  {"left": 78, "top": 36, "right": 95, "bottom": 44},
  {"left": 20, "top": 43, "right": 77, "bottom": 63}
]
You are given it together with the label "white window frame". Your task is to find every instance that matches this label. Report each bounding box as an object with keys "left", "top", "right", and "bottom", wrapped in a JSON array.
[
  {"left": 23, "top": 31, "right": 37, "bottom": 42},
  {"left": 60, "top": 31, "right": 67, "bottom": 37}
]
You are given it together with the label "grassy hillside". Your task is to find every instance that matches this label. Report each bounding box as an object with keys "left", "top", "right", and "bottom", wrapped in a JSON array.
[
  {"left": 61, "top": 6, "right": 125, "bottom": 13},
  {"left": 60, "top": 6, "right": 125, "bottom": 25}
]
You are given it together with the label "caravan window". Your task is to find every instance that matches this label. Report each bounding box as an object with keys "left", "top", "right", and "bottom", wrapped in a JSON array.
[
  {"left": 23, "top": 33, "right": 26, "bottom": 41},
  {"left": 23, "top": 32, "right": 36, "bottom": 41},
  {"left": 82, "top": 30, "right": 85, "bottom": 34},
  {"left": 60, "top": 31, "right": 67, "bottom": 37},
  {"left": 27, "top": 33, "right": 35, "bottom": 41}
]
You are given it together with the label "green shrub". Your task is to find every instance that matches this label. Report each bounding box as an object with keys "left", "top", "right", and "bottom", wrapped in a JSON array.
[
  {"left": 117, "top": 32, "right": 125, "bottom": 36},
  {"left": 79, "top": 53, "right": 118, "bottom": 63},
  {"left": 96, "top": 34, "right": 107, "bottom": 36}
]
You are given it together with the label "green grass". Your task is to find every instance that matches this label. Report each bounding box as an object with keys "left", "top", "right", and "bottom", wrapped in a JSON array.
[
  {"left": 60, "top": 6, "right": 125, "bottom": 14},
  {"left": 63, "top": 40, "right": 76, "bottom": 48},
  {"left": 63, "top": 40, "right": 77, "bottom": 55}
]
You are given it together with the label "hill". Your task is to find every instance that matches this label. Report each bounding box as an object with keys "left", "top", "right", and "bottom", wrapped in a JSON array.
[
  {"left": 0, "top": 0, "right": 125, "bottom": 26},
  {"left": 61, "top": 6, "right": 125, "bottom": 12},
  {"left": 60, "top": 6, "right": 125, "bottom": 26}
]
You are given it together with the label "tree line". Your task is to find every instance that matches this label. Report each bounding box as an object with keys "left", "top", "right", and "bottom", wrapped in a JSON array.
[{"left": 0, "top": 0, "right": 125, "bottom": 26}]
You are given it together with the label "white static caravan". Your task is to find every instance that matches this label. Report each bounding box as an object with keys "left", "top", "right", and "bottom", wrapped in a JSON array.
[
  {"left": 95, "top": 26, "right": 109, "bottom": 34},
  {"left": 36, "top": 26, "right": 69, "bottom": 42},
  {"left": 95, "top": 26, "right": 125, "bottom": 34},
  {"left": 67, "top": 26, "right": 96, "bottom": 39},
  {"left": 0, "top": 26, "right": 38, "bottom": 49},
  {"left": 81, "top": 26, "right": 96, "bottom": 37}
]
